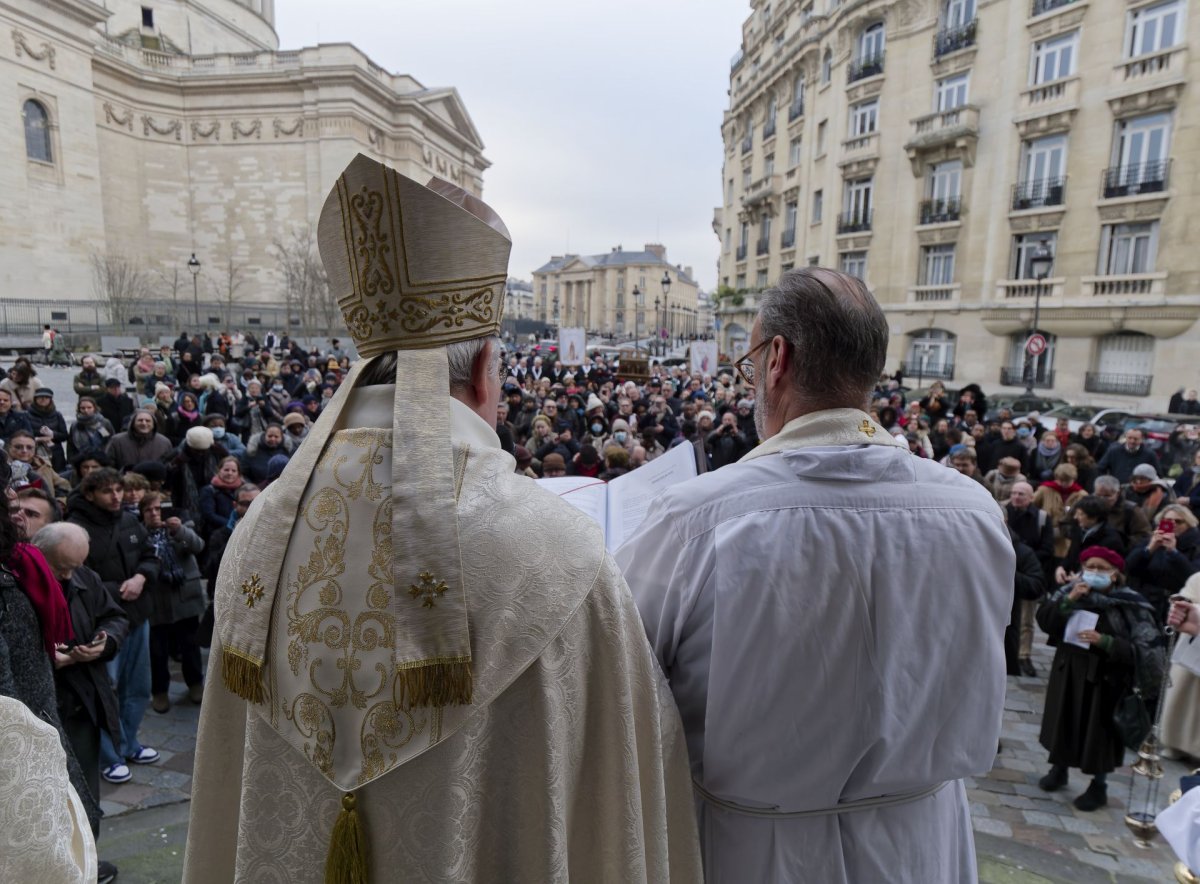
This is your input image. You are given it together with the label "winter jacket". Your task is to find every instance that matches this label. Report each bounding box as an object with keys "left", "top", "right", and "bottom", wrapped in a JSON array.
[
  {"left": 105, "top": 428, "right": 173, "bottom": 471},
  {"left": 66, "top": 415, "right": 114, "bottom": 460},
  {"left": 1096, "top": 444, "right": 1159, "bottom": 483},
  {"left": 67, "top": 498, "right": 160, "bottom": 628},
  {"left": 1125, "top": 528, "right": 1200, "bottom": 623},
  {"left": 0, "top": 409, "right": 31, "bottom": 444},
  {"left": 26, "top": 404, "right": 68, "bottom": 471},
  {"left": 97, "top": 391, "right": 136, "bottom": 434},
  {"left": 72, "top": 369, "right": 105, "bottom": 399},
  {"left": 55, "top": 564, "right": 128, "bottom": 746},
  {"left": 243, "top": 432, "right": 294, "bottom": 483},
  {"left": 1006, "top": 533, "right": 1046, "bottom": 675},
  {"left": 145, "top": 524, "right": 207, "bottom": 626}
]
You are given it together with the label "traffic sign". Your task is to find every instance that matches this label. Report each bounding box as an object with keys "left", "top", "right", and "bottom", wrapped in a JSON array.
[{"left": 1025, "top": 333, "right": 1047, "bottom": 356}]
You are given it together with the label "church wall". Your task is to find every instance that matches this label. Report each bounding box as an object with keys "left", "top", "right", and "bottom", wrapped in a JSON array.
[{"left": 98, "top": 0, "right": 278, "bottom": 54}]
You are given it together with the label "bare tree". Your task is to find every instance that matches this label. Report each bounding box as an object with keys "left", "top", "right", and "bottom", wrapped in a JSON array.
[
  {"left": 90, "top": 252, "right": 151, "bottom": 331},
  {"left": 212, "top": 256, "right": 246, "bottom": 330},
  {"left": 271, "top": 225, "right": 333, "bottom": 344}
]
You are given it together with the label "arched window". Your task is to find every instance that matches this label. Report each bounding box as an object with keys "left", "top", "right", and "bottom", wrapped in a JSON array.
[
  {"left": 905, "top": 329, "right": 956, "bottom": 381},
  {"left": 22, "top": 99, "right": 51, "bottom": 163},
  {"left": 821, "top": 49, "right": 832, "bottom": 84},
  {"left": 859, "top": 22, "right": 885, "bottom": 62},
  {"left": 793, "top": 73, "right": 806, "bottom": 105}
]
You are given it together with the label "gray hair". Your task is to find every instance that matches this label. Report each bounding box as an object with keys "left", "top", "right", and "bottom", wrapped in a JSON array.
[
  {"left": 360, "top": 335, "right": 500, "bottom": 390},
  {"left": 31, "top": 522, "right": 89, "bottom": 556},
  {"left": 756, "top": 267, "right": 888, "bottom": 409},
  {"left": 1094, "top": 475, "right": 1121, "bottom": 493}
]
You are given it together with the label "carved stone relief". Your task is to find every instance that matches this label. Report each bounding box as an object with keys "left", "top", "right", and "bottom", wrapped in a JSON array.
[
  {"left": 190, "top": 120, "right": 220, "bottom": 141},
  {"left": 12, "top": 30, "right": 55, "bottom": 70},
  {"left": 103, "top": 102, "right": 134, "bottom": 131},
  {"left": 142, "top": 115, "right": 182, "bottom": 140},
  {"left": 273, "top": 117, "right": 303, "bottom": 137},
  {"left": 232, "top": 119, "right": 262, "bottom": 140}
]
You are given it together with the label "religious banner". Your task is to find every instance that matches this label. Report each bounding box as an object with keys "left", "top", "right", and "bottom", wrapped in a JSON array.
[
  {"left": 690, "top": 341, "right": 718, "bottom": 376},
  {"left": 559, "top": 327, "right": 586, "bottom": 366}
]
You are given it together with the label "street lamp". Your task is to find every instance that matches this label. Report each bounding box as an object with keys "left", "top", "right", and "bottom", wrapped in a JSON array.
[
  {"left": 632, "top": 284, "right": 642, "bottom": 355},
  {"left": 1023, "top": 239, "right": 1054, "bottom": 394},
  {"left": 187, "top": 253, "right": 201, "bottom": 328},
  {"left": 654, "top": 297, "right": 662, "bottom": 357},
  {"left": 660, "top": 272, "right": 671, "bottom": 356},
  {"left": 552, "top": 294, "right": 560, "bottom": 332}
]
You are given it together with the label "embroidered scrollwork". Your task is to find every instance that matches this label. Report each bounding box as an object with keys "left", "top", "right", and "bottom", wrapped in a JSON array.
[
  {"left": 285, "top": 694, "right": 336, "bottom": 778},
  {"left": 397, "top": 287, "right": 497, "bottom": 335},
  {"left": 103, "top": 103, "right": 133, "bottom": 131},
  {"left": 347, "top": 187, "right": 396, "bottom": 297},
  {"left": 232, "top": 119, "right": 261, "bottom": 140},
  {"left": 12, "top": 30, "right": 55, "bottom": 70}
]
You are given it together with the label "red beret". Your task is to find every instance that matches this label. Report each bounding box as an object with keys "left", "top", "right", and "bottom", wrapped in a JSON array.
[{"left": 1080, "top": 546, "right": 1125, "bottom": 573}]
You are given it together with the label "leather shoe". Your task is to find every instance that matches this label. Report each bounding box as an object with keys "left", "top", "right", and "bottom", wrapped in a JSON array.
[
  {"left": 188, "top": 683, "right": 204, "bottom": 704},
  {"left": 98, "top": 859, "right": 118, "bottom": 884},
  {"left": 151, "top": 693, "right": 170, "bottom": 713},
  {"left": 1039, "top": 766, "right": 1068, "bottom": 792},
  {"left": 1019, "top": 658, "right": 1037, "bottom": 677},
  {"left": 1073, "top": 780, "right": 1108, "bottom": 811}
]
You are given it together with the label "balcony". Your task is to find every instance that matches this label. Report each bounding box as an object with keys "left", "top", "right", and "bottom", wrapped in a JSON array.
[
  {"left": 742, "top": 135, "right": 753, "bottom": 155},
  {"left": 731, "top": 48, "right": 745, "bottom": 71},
  {"left": 837, "top": 211, "right": 872, "bottom": 234},
  {"left": 781, "top": 228, "right": 796, "bottom": 249},
  {"left": 736, "top": 244, "right": 748, "bottom": 261},
  {"left": 1018, "top": 77, "right": 1080, "bottom": 115},
  {"left": 909, "top": 284, "right": 960, "bottom": 303},
  {"left": 1082, "top": 272, "right": 1167, "bottom": 297},
  {"left": 1031, "top": 0, "right": 1076, "bottom": 15},
  {"left": 763, "top": 119, "right": 777, "bottom": 140},
  {"left": 1101, "top": 160, "right": 1170, "bottom": 199},
  {"left": 742, "top": 174, "right": 781, "bottom": 208},
  {"left": 995, "top": 278, "right": 1065, "bottom": 300},
  {"left": 934, "top": 20, "right": 977, "bottom": 58},
  {"left": 1011, "top": 176, "right": 1066, "bottom": 210},
  {"left": 788, "top": 100, "right": 805, "bottom": 122},
  {"left": 899, "top": 360, "right": 955, "bottom": 381},
  {"left": 841, "top": 132, "right": 879, "bottom": 157},
  {"left": 919, "top": 198, "right": 961, "bottom": 225},
  {"left": 1000, "top": 366, "right": 1056, "bottom": 388},
  {"left": 1085, "top": 372, "right": 1153, "bottom": 397},
  {"left": 756, "top": 238, "right": 770, "bottom": 256},
  {"left": 848, "top": 52, "right": 884, "bottom": 84}
]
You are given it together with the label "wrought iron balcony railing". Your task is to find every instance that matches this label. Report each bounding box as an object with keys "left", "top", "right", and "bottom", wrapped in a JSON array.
[
  {"left": 836, "top": 210, "right": 873, "bottom": 234},
  {"left": 847, "top": 52, "right": 884, "bottom": 84},
  {"left": 934, "top": 19, "right": 976, "bottom": 58},
  {"left": 1101, "top": 160, "right": 1170, "bottom": 198},
  {"left": 1011, "top": 176, "right": 1066, "bottom": 210},
  {"left": 919, "top": 197, "right": 961, "bottom": 225},
  {"left": 1084, "top": 372, "right": 1153, "bottom": 397}
]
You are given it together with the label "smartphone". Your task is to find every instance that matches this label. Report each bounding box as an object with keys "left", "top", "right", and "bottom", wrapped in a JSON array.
[
  {"left": 1160, "top": 519, "right": 1175, "bottom": 534},
  {"left": 160, "top": 503, "right": 175, "bottom": 520}
]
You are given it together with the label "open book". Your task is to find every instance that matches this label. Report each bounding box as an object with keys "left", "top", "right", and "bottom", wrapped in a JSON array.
[{"left": 536, "top": 441, "right": 698, "bottom": 552}]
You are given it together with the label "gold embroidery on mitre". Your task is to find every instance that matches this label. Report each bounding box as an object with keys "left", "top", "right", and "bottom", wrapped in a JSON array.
[
  {"left": 408, "top": 571, "right": 449, "bottom": 609},
  {"left": 241, "top": 574, "right": 265, "bottom": 608},
  {"left": 319, "top": 155, "right": 511, "bottom": 356}
]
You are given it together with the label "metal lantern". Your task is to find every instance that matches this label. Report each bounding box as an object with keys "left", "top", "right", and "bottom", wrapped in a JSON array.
[{"left": 1125, "top": 630, "right": 1180, "bottom": 848}]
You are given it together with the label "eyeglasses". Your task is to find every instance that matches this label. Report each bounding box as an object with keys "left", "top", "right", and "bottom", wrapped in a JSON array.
[{"left": 734, "top": 338, "right": 774, "bottom": 386}]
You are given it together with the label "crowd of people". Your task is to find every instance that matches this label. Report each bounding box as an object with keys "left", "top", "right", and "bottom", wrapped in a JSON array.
[{"left": 3, "top": 320, "right": 1200, "bottom": 880}]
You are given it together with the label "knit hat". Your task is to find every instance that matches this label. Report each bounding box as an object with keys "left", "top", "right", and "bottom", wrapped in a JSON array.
[
  {"left": 131, "top": 461, "right": 167, "bottom": 483},
  {"left": 514, "top": 445, "right": 532, "bottom": 467},
  {"left": 586, "top": 394, "right": 604, "bottom": 413},
  {"left": 185, "top": 426, "right": 214, "bottom": 450},
  {"left": 611, "top": 418, "right": 630, "bottom": 432},
  {"left": 1080, "top": 546, "right": 1125, "bottom": 573},
  {"left": 154, "top": 382, "right": 172, "bottom": 397},
  {"left": 283, "top": 413, "right": 307, "bottom": 429},
  {"left": 542, "top": 452, "right": 566, "bottom": 472},
  {"left": 33, "top": 387, "right": 53, "bottom": 398},
  {"left": 104, "top": 377, "right": 122, "bottom": 388},
  {"left": 698, "top": 410, "right": 715, "bottom": 422},
  {"left": 1132, "top": 464, "right": 1158, "bottom": 480}
]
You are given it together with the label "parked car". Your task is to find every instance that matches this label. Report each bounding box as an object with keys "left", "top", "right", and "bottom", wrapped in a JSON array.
[
  {"left": 1037, "top": 405, "right": 1139, "bottom": 436},
  {"left": 1125, "top": 413, "right": 1200, "bottom": 455},
  {"left": 531, "top": 339, "right": 558, "bottom": 355},
  {"left": 984, "top": 394, "right": 1070, "bottom": 423}
]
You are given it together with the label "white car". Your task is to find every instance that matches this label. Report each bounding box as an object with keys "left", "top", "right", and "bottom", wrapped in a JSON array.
[{"left": 1038, "top": 405, "right": 1138, "bottom": 436}]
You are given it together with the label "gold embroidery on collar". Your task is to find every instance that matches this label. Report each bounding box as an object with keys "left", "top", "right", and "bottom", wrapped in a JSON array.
[{"left": 859, "top": 419, "right": 877, "bottom": 438}]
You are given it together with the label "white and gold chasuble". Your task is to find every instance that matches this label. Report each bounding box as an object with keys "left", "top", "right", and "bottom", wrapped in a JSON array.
[{"left": 183, "top": 389, "right": 702, "bottom": 883}]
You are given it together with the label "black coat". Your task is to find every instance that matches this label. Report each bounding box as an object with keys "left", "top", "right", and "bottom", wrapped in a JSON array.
[
  {"left": 1125, "top": 528, "right": 1200, "bottom": 623},
  {"left": 1006, "top": 534, "right": 1046, "bottom": 676},
  {"left": 1096, "top": 444, "right": 1158, "bottom": 484},
  {"left": 1007, "top": 505, "right": 1056, "bottom": 575},
  {"left": 97, "top": 391, "right": 135, "bottom": 434},
  {"left": 1037, "top": 587, "right": 1161, "bottom": 774},
  {"left": 55, "top": 564, "right": 128, "bottom": 745},
  {"left": 67, "top": 499, "right": 160, "bottom": 629},
  {"left": 1062, "top": 522, "right": 1126, "bottom": 575},
  {"left": 27, "top": 404, "right": 68, "bottom": 472}
]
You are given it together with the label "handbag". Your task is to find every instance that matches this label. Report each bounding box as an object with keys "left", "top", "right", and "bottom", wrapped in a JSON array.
[{"left": 1113, "top": 685, "right": 1153, "bottom": 751}]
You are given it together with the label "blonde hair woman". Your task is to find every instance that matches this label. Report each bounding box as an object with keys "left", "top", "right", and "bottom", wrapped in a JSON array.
[
  {"left": 1033, "top": 463, "right": 1088, "bottom": 560},
  {"left": 1125, "top": 503, "right": 1200, "bottom": 623}
]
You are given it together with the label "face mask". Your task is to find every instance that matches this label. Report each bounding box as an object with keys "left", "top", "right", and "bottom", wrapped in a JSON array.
[
  {"left": 614, "top": 431, "right": 627, "bottom": 443},
  {"left": 1017, "top": 427, "right": 1031, "bottom": 439},
  {"left": 212, "top": 427, "right": 226, "bottom": 439},
  {"left": 591, "top": 423, "right": 603, "bottom": 435},
  {"left": 272, "top": 384, "right": 283, "bottom": 392},
  {"left": 1081, "top": 571, "right": 1112, "bottom": 590},
  {"left": 576, "top": 408, "right": 584, "bottom": 416}
]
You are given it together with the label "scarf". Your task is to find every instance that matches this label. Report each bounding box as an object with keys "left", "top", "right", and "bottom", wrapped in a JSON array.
[
  {"left": 1037, "top": 441, "right": 1061, "bottom": 459},
  {"left": 1042, "top": 480, "right": 1083, "bottom": 497},
  {"left": 7, "top": 543, "right": 74, "bottom": 654},
  {"left": 211, "top": 472, "right": 243, "bottom": 491},
  {"left": 149, "top": 528, "right": 185, "bottom": 586},
  {"left": 178, "top": 407, "right": 199, "bottom": 421}
]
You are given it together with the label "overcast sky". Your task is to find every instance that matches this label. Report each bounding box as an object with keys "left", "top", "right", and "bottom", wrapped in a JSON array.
[{"left": 275, "top": 1, "right": 748, "bottom": 290}]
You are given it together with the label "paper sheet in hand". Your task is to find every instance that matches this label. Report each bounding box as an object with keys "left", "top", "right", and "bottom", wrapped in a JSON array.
[
  {"left": 1063, "top": 610, "right": 1099, "bottom": 649},
  {"left": 1172, "top": 635, "right": 1200, "bottom": 678},
  {"left": 536, "top": 442, "right": 697, "bottom": 552}
]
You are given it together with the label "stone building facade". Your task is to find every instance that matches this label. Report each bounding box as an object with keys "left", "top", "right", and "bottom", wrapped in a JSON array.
[
  {"left": 4, "top": 0, "right": 489, "bottom": 326},
  {"left": 532, "top": 244, "right": 701, "bottom": 341},
  {"left": 716, "top": 0, "right": 1197, "bottom": 406}
]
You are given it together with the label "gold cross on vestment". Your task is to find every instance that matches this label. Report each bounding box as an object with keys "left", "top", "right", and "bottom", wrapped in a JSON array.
[
  {"left": 859, "top": 419, "right": 876, "bottom": 438},
  {"left": 409, "top": 571, "right": 449, "bottom": 609},
  {"left": 241, "top": 574, "right": 265, "bottom": 608}
]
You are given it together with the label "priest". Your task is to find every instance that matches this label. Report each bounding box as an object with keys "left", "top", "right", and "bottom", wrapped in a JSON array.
[
  {"left": 183, "top": 155, "right": 700, "bottom": 883},
  {"left": 617, "top": 267, "right": 1013, "bottom": 883}
]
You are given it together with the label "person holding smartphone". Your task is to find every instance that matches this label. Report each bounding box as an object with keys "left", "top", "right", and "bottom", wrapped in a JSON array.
[{"left": 1125, "top": 504, "right": 1200, "bottom": 624}]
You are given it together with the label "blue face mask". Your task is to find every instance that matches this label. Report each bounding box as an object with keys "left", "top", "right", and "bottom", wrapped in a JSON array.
[
  {"left": 591, "top": 423, "right": 603, "bottom": 435},
  {"left": 211, "top": 427, "right": 226, "bottom": 439},
  {"left": 1082, "top": 571, "right": 1112, "bottom": 590},
  {"left": 1017, "top": 427, "right": 1031, "bottom": 439},
  {"left": 614, "top": 431, "right": 627, "bottom": 443}
]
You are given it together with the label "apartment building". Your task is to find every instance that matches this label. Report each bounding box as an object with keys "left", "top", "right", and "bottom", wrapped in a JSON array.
[{"left": 715, "top": 0, "right": 1196, "bottom": 404}]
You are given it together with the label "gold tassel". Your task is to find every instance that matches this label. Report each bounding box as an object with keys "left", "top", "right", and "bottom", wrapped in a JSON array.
[
  {"left": 394, "top": 660, "right": 473, "bottom": 708},
  {"left": 221, "top": 647, "right": 266, "bottom": 704},
  {"left": 325, "top": 791, "right": 368, "bottom": 884}
]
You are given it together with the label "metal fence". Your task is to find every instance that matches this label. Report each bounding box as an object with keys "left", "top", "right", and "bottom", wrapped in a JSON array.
[{"left": 0, "top": 297, "right": 348, "bottom": 350}]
